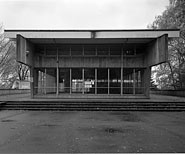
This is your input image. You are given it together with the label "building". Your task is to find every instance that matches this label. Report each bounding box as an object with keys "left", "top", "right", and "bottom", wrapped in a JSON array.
[{"left": 5, "top": 29, "right": 179, "bottom": 99}]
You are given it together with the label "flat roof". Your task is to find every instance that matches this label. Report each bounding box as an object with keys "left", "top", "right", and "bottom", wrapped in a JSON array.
[
  {"left": 4, "top": 29, "right": 180, "bottom": 32},
  {"left": 4, "top": 29, "right": 179, "bottom": 39}
]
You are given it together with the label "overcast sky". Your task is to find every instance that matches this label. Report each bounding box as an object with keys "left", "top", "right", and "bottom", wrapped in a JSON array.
[{"left": 0, "top": 0, "right": 169, "bottom": 30}]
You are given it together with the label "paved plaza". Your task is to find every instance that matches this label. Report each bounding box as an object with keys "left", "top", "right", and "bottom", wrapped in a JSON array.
[{"left": 0, "top": 110, "right": 185, "bottom": 153}]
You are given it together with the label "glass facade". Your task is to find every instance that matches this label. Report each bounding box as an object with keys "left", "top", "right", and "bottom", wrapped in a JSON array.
[
  {"left": 34, "top": 44, "right": 146, "bottom": 96},
  {"left": 35, "top": 67, "right": 145, "bottom": 95}
]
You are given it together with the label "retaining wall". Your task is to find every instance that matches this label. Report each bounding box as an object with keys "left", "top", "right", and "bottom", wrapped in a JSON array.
[
  {"left": 150, "top": 90, "right": 185, "bottom": 97},
  {"left": 0, "top": 89, "right": 30, "bottom": 96}
]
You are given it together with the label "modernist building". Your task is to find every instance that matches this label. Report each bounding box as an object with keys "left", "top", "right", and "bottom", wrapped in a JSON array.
[{"left": 5, "top": 30, "right": 179, "bottom": 99}]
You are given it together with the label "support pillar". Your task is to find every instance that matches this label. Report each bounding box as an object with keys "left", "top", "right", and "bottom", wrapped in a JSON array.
[
  {"left": 121, "top": 48, "right": 123, "bottom": 95},
  {"left": 70, "top": 68, "right": 72, "bottom": 94},
  {"left": 121, "top": 68, "right": 123, "bottom": 95},
  {"left": 41, "top": 72, "right": 44, "bottom": 93},
  {"left": 56, "top": 48, "right": 59, "bottom": 96},
  {"left": 108, "top": 68, "right": 110, "bottom": 95},
  {"left": 30, "top": 67, "right": 34, "bottom": 98},
  {"left": 133, "top": 68, "right": 136, "bottom": 95},
  {"left": 56, "top": 67, "right": 59, "bottom": 95},
  {"left": 95, "top": 68, "right": 97, "bottom": 94},
  {"left": 144, "top": 67, "right": 151, "bottom": 98},
  {"left": 44, "top": 68, "right": 47, "bottom": 95},
  {"left": 82, "top": 68, "right": 84, "bottom": 94}
]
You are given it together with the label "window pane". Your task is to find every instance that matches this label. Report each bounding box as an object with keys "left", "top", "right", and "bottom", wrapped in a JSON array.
[
  {"left": 97, "top": 45, "right": 109, "bottom": 55},
  {"left": 97, "top": 68, "right": 108, "bottom": 94},
  {"left": 110, "top": 68, "right": 121, "bottom": 94},
  {"left": 72, "top": 68, "right": 83, "bottom": 93},
  {"left": 84, "top": 68, "right": 95, "bottom": 94},
  {"left": 46, "top": 46, "right": 57, "bottom": 56},
  {"left": 135, "top": 68, "right": 145, "bottom": 94},
  {"left": 110, "top": 45, "right": 122, "bottom": 55},
  {"left": 59, "top": 68, "right": 70, "bottom": 93},
  {"left": 122, "top": 69, "right": 134, "bottom": 94},
  {"left": 84, "top": 45, "right": 96, "bottom": 55},
  {"left": 71, "top": 45, "right": 83, "bottom": 55},
  {"left": 58, "top": 46, "right": 70, "bottom": 55}
]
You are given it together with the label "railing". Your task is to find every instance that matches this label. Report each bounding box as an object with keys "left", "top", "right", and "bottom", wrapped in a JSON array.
[{"left": 0, "top": 89, "right": 31, "bottom": 96}]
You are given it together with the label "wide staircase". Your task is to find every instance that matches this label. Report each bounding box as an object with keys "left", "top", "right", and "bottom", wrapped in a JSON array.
[{"left": 1, "top": 100, "right": 185, "bottom": 111}]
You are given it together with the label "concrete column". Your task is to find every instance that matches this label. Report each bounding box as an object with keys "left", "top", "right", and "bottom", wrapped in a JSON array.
[
  {"left": 56, "top": 48, "right": 59, "bottom": 95},
  {"left": 141, "top": 70, "right": 145, "bottom": 94},
  {"left": 121, "top": 68, "right": 123, "bottom": 95},
  {"left": 108, "top": 68, "right": 110, "bottom": 95},
  {"left": 56, "top": 67, "right": 59, "bottom": 95},
  {"left": 144, "top": 67, "right": 151, "bottom": 98},
  {"left": 95, "top": 68, "right": 97, "bottom": 94},
  {"left": 133, "top": 69, "right": 136, "bottom": 95},
  {"left": 42, "top": 72, "right": 45, "bottom": 93},
  {"left": 121, "top": 48, "right": 123, "bottom": 95},
  {"left": 44, "top": 68, "right": 47, "bottom": 94},
  {"left": 70, "top": 68, "right": 72, "bottom": 94},
  {"left": 30, "top": 67, "right": 34, "bottom": 98},
  {"left": 41, "top": 72, "right": 43, "bottom": 93},
  {"left": 82, "top": 68, "right": 84, "bottom": 94}
]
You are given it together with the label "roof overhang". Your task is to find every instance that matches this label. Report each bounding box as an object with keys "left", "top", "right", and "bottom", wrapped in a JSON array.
[{"left": 4, "top": 29, "right": 179, "bottom": 44}]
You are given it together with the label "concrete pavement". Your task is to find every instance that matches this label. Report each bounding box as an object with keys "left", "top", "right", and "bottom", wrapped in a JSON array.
[{"left": 0, "top": 110, "right": 185, "bottom": 153}]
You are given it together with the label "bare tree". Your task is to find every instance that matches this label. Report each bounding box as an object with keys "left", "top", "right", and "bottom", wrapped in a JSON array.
[
  {"left": 0, "top": 25, "right": 30, "bottom": 88},
  {"left": 17, "top": 63, "right": 29, "bottom": 81}
]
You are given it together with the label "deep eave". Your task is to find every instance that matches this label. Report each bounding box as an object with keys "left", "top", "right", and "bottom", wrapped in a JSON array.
[
  {"left": 4, "top": 29, "right": 179, "bottom": 44},
  {"left": 4, "top": 29, "right": 179, "bottom": 38},
  {"left": 4, "top": 29, "right": 180, "bottom": 32}
]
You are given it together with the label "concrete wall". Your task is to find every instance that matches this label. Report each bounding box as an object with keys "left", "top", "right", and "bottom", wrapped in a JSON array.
[
  {"left": 145, "top": 34, "right": 168, "bottom": 67},
  {"left": 16, "top": 34, "right": 34, "bottom": 66},
  {"left": 34, "top": 56, "right": 145, "bottom": 68},
  {"left": 151, "top": 90, "right": 185, "bottom": 97},
  {"left": 0, "top": 89, "right": 30, "bottom": 96},
  {"left": 12, "top": 81, "right": 30, "bottom": 89}
]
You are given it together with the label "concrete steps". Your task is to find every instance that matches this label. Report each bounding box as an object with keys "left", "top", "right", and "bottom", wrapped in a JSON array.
[
  {"left": 2, "top": 101, "right": 185, "bottom": 111},
  {"left": 0, "top": 102, "right": 6, "bottom": 110}
]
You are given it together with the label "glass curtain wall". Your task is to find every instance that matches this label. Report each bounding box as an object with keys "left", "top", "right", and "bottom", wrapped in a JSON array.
[
  {"left": 110, "top": 68, "right": 121, "bottom": 94},
  {"left": 97, "top": 68, "right": 108, "bottom": 94},
  {"left": 59, "top": 68, "right": 70, "bottom": 93},
  {"left": 122, "top": 69, "right": 134, "bottom": 94},
  {"left": 35, "top": 68, "right": 145, "bottom": 95},
  {"left": 37, "top": 69, "right": 45, "bottom": 94},
  {"left": 135, "top": 69, "right": 145, "bottom": 94},
  {"left": 72, "top": 68, "right": 83, "bottom": 93},
  {"left": 122, "top": 68, "right": 145, "bottom": 94},
  {"left": 34, "top": 44, "right": 146, "bottom": 96},
  {"left": 36, "top": 68, "right": 57, "bottom": 95},
  {"left": 84, "top": 68, "right": 95, "bottom": 94}
]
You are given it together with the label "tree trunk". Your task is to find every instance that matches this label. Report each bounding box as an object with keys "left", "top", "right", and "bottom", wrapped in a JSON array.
[{"left": 167, "top": 61, "right": 176, "bottom": 90}]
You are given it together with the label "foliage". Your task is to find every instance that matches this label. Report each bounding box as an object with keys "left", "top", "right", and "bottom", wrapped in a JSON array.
[
  {"left": 0, "top": 26, "right": 30, "bottom": 89},
  {"left": 0, "top": 28, "right": 16, "bottom": 88},
  {"left": 148, "top": 0, "right": 185, "bottom": 90},
  {"left": 17, "top": 63, "right": 30, "bottom": 81}
]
